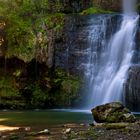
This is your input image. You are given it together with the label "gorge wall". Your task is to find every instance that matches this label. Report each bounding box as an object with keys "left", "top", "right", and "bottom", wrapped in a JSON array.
[{"left": 0, "top": 0, "right": 140, "bottom": 111}]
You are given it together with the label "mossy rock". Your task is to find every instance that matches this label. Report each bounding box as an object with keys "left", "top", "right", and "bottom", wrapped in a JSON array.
[{"left": 91, "top": 102, "right": 136, "bottom": 123}]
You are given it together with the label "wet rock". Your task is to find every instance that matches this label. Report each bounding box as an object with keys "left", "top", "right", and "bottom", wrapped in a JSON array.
[
  {"left": 91, "top": 102, "right": 136, "bottom": 123},
  {"left": 55, "top": 14, "right": 121, "bottom": 76},
  {"left": 24, "top": 127, "right": 31, "bottom": 131},
  {"left": 18, "top": 127, "right": 31, "bottom": 131},
  {"left": 38, "top": 129, "right": 50, "bottom": 135},
  {"left": 125, "top": 66, "right": 140, "bottom": 111},
  {"left": 63, "top": 128, "right": 72, "bottom": 134},
  {"left": 80, "top": 123, "right": 85, "bottom": 126},
  {"left": 28, "top": 129, "right": 50, "bottom": 136},
  {"left": 103, "top": 123, "right": 130, "bottom": 130},
  {"left": 1, "top": 136, "right": 7, "bottom": 139}
]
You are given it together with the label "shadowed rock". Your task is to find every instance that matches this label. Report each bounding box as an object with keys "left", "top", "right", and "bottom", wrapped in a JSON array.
[{"left": 91, "top": 102, "right": 136, "bottom": 123}]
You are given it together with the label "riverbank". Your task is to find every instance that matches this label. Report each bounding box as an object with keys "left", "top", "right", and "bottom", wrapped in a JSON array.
[
  {"left": 1, "top": 120, "right": 140, "bottom": 140},
  {"left": 0, "top": 111, "right": 140, "bottom": 139}
]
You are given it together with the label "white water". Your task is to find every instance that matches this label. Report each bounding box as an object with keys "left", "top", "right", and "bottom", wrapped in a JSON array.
[{"left": 87, "top": 0, "right": 139, "bottom": 108}]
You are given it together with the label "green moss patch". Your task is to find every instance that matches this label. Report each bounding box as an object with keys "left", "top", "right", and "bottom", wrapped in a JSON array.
[{"left": 80, "top": 7, "right": 114, "bottom": 15}]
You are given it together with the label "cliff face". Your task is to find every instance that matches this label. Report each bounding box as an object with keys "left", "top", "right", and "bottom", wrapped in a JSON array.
[
  {"left": 55, "top": 14, "right": 121, "bottom": 75},
  {"left": 92, "top": 0, "right": 140, "bottom": 13},
  {"left": 125, "top": 66, "right": 140, "bottom": 111},
  {"left": 124, "top": 26, "right": 140, "bottom": 111},
  {"left": 92, "top": 0, "right": 122, "bottom": 12},
  {"left": 0, "top": 0, "right": 140, "bottom": 110},
  {"left": 0, "top": 0, "right": 94, "bottom": 109},
  {"left": 48, "top": 0, "right": 92, "bottom": 13}
]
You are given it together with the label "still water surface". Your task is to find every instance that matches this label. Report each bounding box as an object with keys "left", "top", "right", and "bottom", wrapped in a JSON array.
[{"left": 0, "top": 110, "right": 92, "bottom": 130}]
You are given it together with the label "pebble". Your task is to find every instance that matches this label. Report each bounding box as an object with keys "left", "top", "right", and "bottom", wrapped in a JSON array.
[
  {"left": 64, "top": 128, "right": 71, "bottom": 134},
  {"left": 38, "top": 129, "right": 50, "bottom": 134},
  {"left": 25, "top": 127, "right": 31, "bottom": 131}
]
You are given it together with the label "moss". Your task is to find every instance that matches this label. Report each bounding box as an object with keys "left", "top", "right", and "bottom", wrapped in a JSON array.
[
  {"left": 44, "top": 13, "right": 65, "bottom": 31},
  {"left": 5, "top": 13, "right": 36, "bottom": 62},
  {"left": 48, "top": 0, "right": 64, "bottom": 13},
  {"left": 0, "top": 76, "right": 25, "bottom": 109},
  {"left": 50, "top": 68, "right": 82, "bottom": 107},
  {"left": 0, "top": 1, "right": 64, "bottom": 62},
  {"left": 13, "top": 69, "right": 22, "bottom": 77},
  {"left": 0, "top": 0, "right": 82, "bottom": 109},
  {"left": 30, "top": 84, "right": 48, "bottom": 107},
  {"left": 80, "top": 7, "right": 114, "bottom": 15},
  {"left": 58, "top": 78, "right": 80, "bottom": 106},
  {"left": 61, "top": 79, "right": 80, "bottom": 97},
  {"left": 0, "top": 76, "right": 19, "bottom": 97},
  {"left": 104, "top": 123, "right": 129, "bottom": 130}
]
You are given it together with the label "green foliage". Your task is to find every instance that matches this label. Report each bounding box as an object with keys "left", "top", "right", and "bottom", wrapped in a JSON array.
[
  {"left": 30, "top": 84, "right": 47, "bottom": 107},
  {"left": 61, "top": 79, "right": 80, "bottom": 97},
  {"left": 59, "top": 78, "right": 80, "bottom": 106},
  {"left": 81, "top": 7, "right": 113, "bottom": 15},
  {"left": 0, "top": 0, "right": 81, "bottom": 109},
  {"left": 0, "top": 76, "right": 24, "bottom": 109},
  {"left": 13, "top": 69, "right": 22, "bottom": 77},
  {"left": 0, "top": 76, "right": 19, "bottom": 98},
  {"left": 0, "top": 0, "right": 65, "bottom": 61},
  {"left": 20, "top": 83, "right": 47, "bottom": 108},
  {"left": 5, "top": 14, "right": 35, "bottom": 61},
  {"left": 45, "top": 13, "right": 65, "bottom": 31},
  {"left": 51, "top": 69, "right": 81, "bottom": 106},
  {"left": 0, "top": 0, "right": 36, "bottom": 61}
]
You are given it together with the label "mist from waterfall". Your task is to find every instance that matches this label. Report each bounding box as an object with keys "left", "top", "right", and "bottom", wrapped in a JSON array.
[{"left": 87, "top": 0, "right": 139, "bottom": 108}]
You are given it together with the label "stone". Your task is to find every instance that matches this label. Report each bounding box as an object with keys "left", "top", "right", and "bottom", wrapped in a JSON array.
[
  {"left": 64, "top": 128, "right": 72, "bottom": 134},
  {"left": 25, "top": 127, "right": 31, "bottom": 131},
  {"left": 38, "top": 129, "right": 50, "bottom": 135},
  {"left": 91, "top": 102, "right": 136, "bottom": 123},
  {"left": 28, "top": 129, "right": 50, "bottom": 136},
  {"left": 1, "top": 136, "right": 7, "bottom": 139},
  {"left": 125, "top": 66, "right": 140, "bottom": 111}
]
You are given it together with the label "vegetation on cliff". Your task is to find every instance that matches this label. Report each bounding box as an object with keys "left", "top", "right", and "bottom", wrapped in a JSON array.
[
  {"left": 81, "top": 7, "right": 113, "bottom": 15},
  {"left": 1, "top": 0, "right": 138, "bottom": 109},
  {"left": 0, "top": 0, "right": 83, "bottom": 109}
]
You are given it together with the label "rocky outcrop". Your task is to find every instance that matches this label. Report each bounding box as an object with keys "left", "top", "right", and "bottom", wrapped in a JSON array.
[
  {"left": 1, "top": 0, "right": 140, "bottom": 110},
  {"left": 92, "top": 0, "right": 122, "bottom": 12},
  {"left": 125, "top": 66, "right": 140, "bottom": 111},
  {"left": 92, "top": 0, "right": 140, "bottom": 13},
  {"left": 55, "top": 14, "right": 121, "bottom": 75},
  {"left": 48, "top": 0, "right": 92, "bottom": 13},
  {"left": 0, "top": 13, "right": 122, "bottom": 109},
  {"left": 91, "top": 102, "right": 136, "bottom": 123}
]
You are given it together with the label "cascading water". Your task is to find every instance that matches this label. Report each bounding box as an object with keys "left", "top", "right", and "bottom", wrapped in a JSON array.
[{"left": 87, "top": 0, "right": 139, "bottom": 108}]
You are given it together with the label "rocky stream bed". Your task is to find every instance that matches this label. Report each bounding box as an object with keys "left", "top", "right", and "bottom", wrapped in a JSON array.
[{"left": 1, "top": 102, "right": 140, "bottom": 140}]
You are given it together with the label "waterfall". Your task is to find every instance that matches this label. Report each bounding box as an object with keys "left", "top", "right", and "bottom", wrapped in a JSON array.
[{"left": 87, "top": 0, "right": 139, "bottom": 108}]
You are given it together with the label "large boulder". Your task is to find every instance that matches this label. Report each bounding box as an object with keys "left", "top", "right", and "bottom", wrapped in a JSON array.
[{"left": 91, "top": 102, "right": 136, "bottom": 123}]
